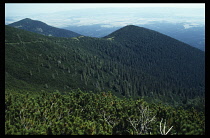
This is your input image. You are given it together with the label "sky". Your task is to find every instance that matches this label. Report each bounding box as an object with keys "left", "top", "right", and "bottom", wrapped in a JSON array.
[
  {"left": 5, "top": 3, "right": 205, "bottom": 15},
  {"left": 5, "top": 3, "right": 205, "bottom": 28}
]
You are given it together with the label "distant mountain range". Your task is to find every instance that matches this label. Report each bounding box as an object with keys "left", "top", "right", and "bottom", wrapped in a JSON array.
[
  {"left": 5, "top": 21, "right": 205, "bottom": 107},
  {"left": 63, "top": 23, "right": 205, "bottom": 51},
  {"left": 8, "top": 18, "right": 81, "bottom": 38},
  {"left": 8, "top": 18, "right": 205, "bottom": 51},
  {"left": 63, "top": 24, "right": 121, "bottom": 38},
  {"left": 140, "top": 22, "right": 205, "bottom": 51}
]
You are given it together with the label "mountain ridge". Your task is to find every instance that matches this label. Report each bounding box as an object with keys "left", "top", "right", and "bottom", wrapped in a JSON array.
[
  {"left": 5, "top": 18, "right": 205, "bottom": 136},
  {"left": 63, "top": 23, "right": 205, "bottom": 51},
  {"left": 8, "top": 18, "right": 81, "bottom": 38},
  {"left": 104, "top": 25, "right": 203, "bottom": 51},
  {"left": 5, "top": 24, "right": 205, "bottom": 108}
]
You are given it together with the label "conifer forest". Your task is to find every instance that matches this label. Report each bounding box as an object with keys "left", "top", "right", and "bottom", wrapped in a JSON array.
[{"left": 5, "top": 22, "right": 205, "bottom": 135}]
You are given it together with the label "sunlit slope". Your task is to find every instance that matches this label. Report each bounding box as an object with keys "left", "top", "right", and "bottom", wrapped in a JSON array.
[{"left": 8, "top": 18, "right": 81, "bottom": 38}]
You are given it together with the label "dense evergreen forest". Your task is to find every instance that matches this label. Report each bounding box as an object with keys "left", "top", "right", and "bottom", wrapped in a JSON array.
[
  {"left": 5, "top": 89, "right": 204, "bottom": 135},
  {"left": 5, "top": 24, "right": 205, "bottom": 135}
]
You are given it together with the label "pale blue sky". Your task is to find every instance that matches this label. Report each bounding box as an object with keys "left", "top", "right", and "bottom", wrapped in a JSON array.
[
  {"left": 5, "top": 3, "right": 205, "bottom": 16},
  {"left": 5, "top": 3, "right": 205, "bottom": 27}
]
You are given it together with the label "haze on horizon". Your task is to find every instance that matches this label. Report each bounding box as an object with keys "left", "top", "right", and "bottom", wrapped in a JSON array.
[{"left": 5, "top": 3, "right": 205, "bottom": 28}]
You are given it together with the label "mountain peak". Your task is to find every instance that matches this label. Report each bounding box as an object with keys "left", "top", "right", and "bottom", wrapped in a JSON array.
[
  {"left": 23, "top": 18, "right": 32, "bottom": 21},
  {"left": 104, "top": 24, "right": 185, "bottom": 45},
  {"left": 19, "top": 18, "right": 37, "bottom": 23},
  {"left": 8, "top": 18, "right": 81, "bottom": 38},
  {"left": 103, "top": 24, "right": 156, "bottom": 41},
  {"left": 123, "top": 24, "right": 139, "bottom": 28},
  {"left": 5, "top": 24, "right": 205, "bottom": 109},
  {"left": 115, "top": 25, "right": 142, "bottom": 32}
]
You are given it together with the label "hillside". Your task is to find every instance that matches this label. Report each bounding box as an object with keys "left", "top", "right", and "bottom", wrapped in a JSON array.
[
  {"left": 5, "top": 24, "right": 205, "bottom": 109},
  {"left": 104, "top": 25, "right": 205, "bottom": 95},
  {"left": 5, "top": 24, "right": 205, "bottom": 135},
  {"left": 8, "top": 18, "right": 81, "bottom": 38},
  {"left": 63, "top": 23, "right": 205, "bottom": 51}
]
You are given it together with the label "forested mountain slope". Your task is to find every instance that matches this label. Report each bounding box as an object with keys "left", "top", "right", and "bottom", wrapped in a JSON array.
[
  {"left": 5, "top": 25, "right": 205, "bottom": 108},
  {"left": 8, "top": 18, "right": 81, "bottom": 38},
  {"left": 104, "top": 25, "right": 205, "bottom": 91},
  {"left": 5, "top": 24, "right": 205, "bottom": 135}
]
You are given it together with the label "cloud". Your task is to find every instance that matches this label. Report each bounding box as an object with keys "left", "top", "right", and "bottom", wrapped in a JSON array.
[
  {"left": 183, "top": 23, "right": 202, "bottom": 29},
  {"left": 5, "top": 6, "right": 205, "bottom": 28}
]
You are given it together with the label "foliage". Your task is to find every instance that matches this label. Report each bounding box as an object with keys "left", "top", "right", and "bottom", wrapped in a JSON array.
[
  {"left": 5, "top": 24, "right": 205, "bottom": 135},
  {"left": 5, "top": 89, "right": 204, "bottom": 135},
  {"left": 5, "top": 25, "right": 205, "bottom": 109}
]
